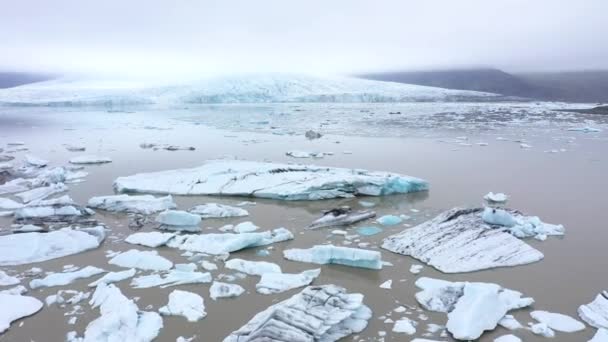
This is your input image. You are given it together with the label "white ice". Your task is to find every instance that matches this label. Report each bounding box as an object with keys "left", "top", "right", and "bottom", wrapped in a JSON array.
[
  {"left": 125, "top": 232, "right": 176, "bottom": 248},
  {"left": 531, "top": 310, "right": 585, "bottom": 332},
  {"left": 484, "top": 192, "right": 509, "bottom": 203},
  {"left": 88, "top": 194, "right": 176, "bottom": 214},
  {"left": 0, "top": 270, "right": 20, "bottom": 286},
  {"left": 225, "top": 258, "right": 282, "bottom": 276},
  {"left": 167, "top": 228, "right": 293, "bottom": 255},
  {"left": 131, "top": 267, "right": 212, "bottom": 288},
  {"left": 25, "top": 154, "right": 48, "bottom": 167},
  {"left": 0, "top": 197, "right": 23, "bottom": 210},
  {"left": 109, "top": 249, "right": 173, "bottom": 271},
  {"left": 590, "top": 329, "right": 608, "bottom": 342},
  {"left": 579, "top": 291, "right": 608, "bottom": 329},
  {"left": 209, "top": 282, "right": 245, "bottom": 300},
  {"left": 69, "top": 155, "right": 112, "bottom": 164},
  {"left": 30, "top": 266, "right": 105, "bottom": 289},
  {"left": 392, "top": 317, "right": 417, "bottom": 335},
  {"left": 159, "top": 290, "right": 207, "bottom": 322},
  {"left": 233, "top": 221, "right": 259, "bottom": 233},
  {"left": 283, "top": 245, "right": 383, "bottom": 270},
  {"left": 494, "top": 335, "right": 522, "bottom": 342},
  {"left": 88, "top": 269, "right": 136, "bottom": 287},
  {"left": 189, "top": 203, "right": 249, "bottom": 218},
  {"left": 15, "top": 183, "right": 67, "bottom": 203},
  {"left": 256, "top": 269, "right": 321, "bottom": 294},
  {"left": 156, "top": 210, "right": 201, "bottom": 227},
  {"left": 0, "top": 293, "right": 43, "bottom": 333}
]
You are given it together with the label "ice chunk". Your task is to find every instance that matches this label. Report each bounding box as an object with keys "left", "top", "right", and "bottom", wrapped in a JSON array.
[
  {"left": 156, "top": 210, "right": 201, "bottom": 226},
  {"left": 233, "top": 221, "right": 259, "bottom": 233},
  {"left": 74, "top": 283, "right": 163, "bottom": 341},
  {"left": 109, "top": 249, "right": 173, "bottom": 271},
  {"left": 482, "top": 207, "right": 518, "bottom": 227},
  {"left": 308, "top": 207, "right": 375, "bottom": 229},
  {"left": 286, "top": 151, "right": 327, "bottom": 158},
  {"left": 131, "top": 268, "right": 212, "bottom": 288},
  {"left": 159, "top": 290, "right": 206, "bottom": 322},
  {"left": 167, "top": 228, "right": 294, "bottom": 255},
  {"left": 125, "top": 232, "right": 176, "bottom": 248},
  {"left": 14, "top": 196, "right": 93, "bottom": 223},
  {"left": 210, "top": 282, "right": 245, "bottom": 300},
  {"left": 88, "top": 194, "right": 176, "bottom": 214},
  {"left": 65, "top": 144, "right": 86, "bottom": 152},
  {"left": 12, "top": 224, "right": 46, "bottom": 233},
  {"left": 189, "top": 203, "right": 248, "bottom": 218},
  {"left": 579, "top": 291, "right": 608, "bottom": 329},
  {"left": 494, "top": 335, "right": 521, "bottom": 342},
  {"left": 30, "top": 266, "right": 105, "bottom": 289},
  {"left": 15, "top": 182, "right": 68, "bottom": 203},
  {"left": 499, "top": 315, "right": 523, "bottom": 330},
  {"left": 382, "top": 208, "right": 545, "bottom": 272},
  {"left": 0, "top": 270, "right": 20, "bottom": 286},
  {"left": 0, "top": 197, "right": 23, "bottom": 210},
  {"left": 590, "top": 329, "right": 608, "bottom": 342},
  {"left": 379, "top": 280, "right": 392, "bottom": 289},
  {"left": 256, "top": 269, "right": 321, "bottom": 294},
  {"left": 531, "top": 322, "right": 555, "bottom": 337},
  {"left": 225, "top": 258, "right": 282, "bottom": 276},
  {"left": 0, "top": 227, "right": 105, "bottom": 266},
  {"left": 414, "top": 277, "right": 533, "bottom": 340},
  {"left": 393, "top": 317, "right": 417, "bottom": 335},
  {"left": 377, "top": 215, "right": 402, "bottom": 226},
  {"left": 88, "top": 268, "right": 136, "bottom": 287},
  {"left": 530, "top": 310, "right": 585, "bottom": 332},
  {"left": 283, "top": 245, "right": 383, "bottom": 270},
  {"left": 223, "top": 285, "right": 371, "bottom": 342},
  {"left": 69, "top": 155, "right": 112, "bottom": 164},
  {"left": 114, "top": 160, "right": 428, "bottom": 200},
  {"left": 410, "top": 264, "right": 424, "bottom": 274},
  {"left": 0, "top": 178, "right": 29, "bottom": 195},
  {"left": 0, "top": 293, "right": 43, "bottom": 333},
  {"left": 25, "top": 154, "right": 48, "bottom": 167},
  {"left": 484, "top": 192, "right": 509, "bottom": 203}
]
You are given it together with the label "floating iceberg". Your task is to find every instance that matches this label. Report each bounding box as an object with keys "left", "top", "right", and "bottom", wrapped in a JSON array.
[
  {"left": 223, "top": 285, "right": 371, "bottom": 342},
  {"left": 0, "top": 293, "right": 43, "bottom": 333},
  {"left": 414, "top": 277, "right": 533, "bottom": 341},
  {"left": 0, "top": 226, "right": 105, "bottom": 266},
  {"left": 530, "top": 310, "right": 585, "bottom": 332},
  {"left": 590, "top": 329, "right": 608, "bottom": 342},
  {"left": 72, "top": 283, "right": 163, "bottom": 341},
  {"left": 159, "top": 290, "right": 206, "bottom": 322},
  {"left": 225, "top": 258, "right": 282, "bottom": 276},
  {"left": 88, "top": 269, "right": 136, "bottom": 287},
  {"left": 14, "top": 196, "right": 93, "bottom": 223},
  {"left": 256, "top": 269, "right": 321, "bottom": 294},
  {"left": 392, "top": 317, "right": 417, "bottom": 335},
  {"left": 308, "top": 207, "right": 375, "bottom": 229},
  {"left": 484, "top": 192, "right": 509, "bottom": 203},
  {"left": 210, "top": 282, "right": 245, "bottom": 300},
  {"left": 156, "top": 210, "right": 201, "bottom": 227},
  {"left": 30, "top": 266, "right": 105, "bottom": 289},
  {"left": 0, "top": 270, "right": 20, "bottom": 286},
  {"left": 114, "top": 160, "right": 428, "bottom": 200},
  {"left": 494, "top": 335, "right": 521, "bottom": 342},
  {"left": 283, "top": 245, "right": 383, "bottom": 270},
  {"left": 233, "top": 221, "right": 259, "bottom": 233},
  {"left": 88, "top": 194, "right": 176, "bottom": 214},
  {"left": 286, "top": 151, "right": 327, "bottom": 158},
  {"left": 25, "top": 154, "right": 48, "bottom": 167},
  {"left": 109, "top": 249, "right": 173, "bottom": 271},
  {"left": 131, "top": 267, "right": 212, "bottom": 288},
  {"left": 125, "top": 232, "right": 176, "bottom": 248},
  {"left": 15, "top": 183, "right": 67, "bottom": 203},
  {"left": 382, "top": 208, "right": 546, "bottom": 273},
  {"left": 189, "top": 203, "right": 249, "bottom": 218},
  {"left": 377, "top": 214, "right": 402, "bottom": 226},
  {"left": 579, "top": 291, "right": 608, "bottom": 329},
  {"left": 69, "top": 155, "right": 112, "bottom": 164},
  {"left": 167, "top": 228, "right": 293, "bottom": 255}
]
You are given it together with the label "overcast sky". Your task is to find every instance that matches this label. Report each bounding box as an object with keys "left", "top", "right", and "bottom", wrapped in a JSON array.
[{"left": 2, "top": 0, "right": 607, "bottom": 77}]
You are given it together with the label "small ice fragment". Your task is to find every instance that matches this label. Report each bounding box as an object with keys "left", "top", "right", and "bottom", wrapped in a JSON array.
[
  {"left": 530, "top": 310, "right": 585, "bottom": 332},
  {"left": 531, "top": 322, "right": 555, "bottom": 337},
  {"left": 283, "top": 245, "right": 383, "bottom": 270},
  {"left": 357, "top": 226, "right": 382, "bottom": 236},
  {"left": 189, "top": 203, "right": 248, "bottom": 218},
  {"left": 201, "top": 261, "right": 218, "bottom": 271},
  {"left": 393, "top": 317, "right": 417, "bottom": 335},
  {"left": 69, "top": 155, "right": 112, "bottom": 164},
  {"left": 256, "top": 269, "right": 321, "bottom": 294},
  {"left": 410, "top": 264, "right": 424, "bottom": 274},
  {"left": 494, "top": 335, "right": 522, "bottom": 342},
  {"left": 125, "top": 232, "right": 176, "bottom": 248},
  {"left": 499, "top": 315, "right": 523, "bottom": 330},
  {"left": 0, "top": 270, "right": 20, "bottom": 286},
  {"left": 156, "top": 210, "right": 201, "bottom": 227},
  {"left": 233, "top": 221, "right": 259, "bottom": 233},
  {"left": 210, "top": 282, "right": 245, "bottom": 300},
  {"left": 0, "top": 292, "right": 43, "bottom": 333},
  {"left": 484, "top": 192, "right": 508, "bottom": 203},
  {"left": 159, "top": 290, "right": 206, "bottom": 322},
  {"left": 377, "top": 215, "right": 402, "bottom": 226},
  {"left": 379, "top": 280, "right": 392, "bottom": 289},
  {"left": 88, "top": 269, "right": 136, "bottom": 287},
  {"left": 131, "top": 268, "right": 211, "bottom": 288},
  {"left": 109, "top": 249, "right": 173, "bottom": 271}
]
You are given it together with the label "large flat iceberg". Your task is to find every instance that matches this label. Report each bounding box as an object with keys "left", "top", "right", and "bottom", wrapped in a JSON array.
[
  {"left": 283, "top": 245, "right": 383, "bottom": 270},
  {"left": 88, "top": 194, "right": 176, "bottom": 214},
  {"left": 114, "top": 160, "right": 428, "bottom": 200}
]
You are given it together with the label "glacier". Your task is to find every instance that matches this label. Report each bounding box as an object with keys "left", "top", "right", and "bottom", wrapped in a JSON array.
[
  {"left": 283, "top": 245, "right": 383, "bottom": 270},
  {"left": 114, "top": 159, "right": 428, "bottom": 200}
]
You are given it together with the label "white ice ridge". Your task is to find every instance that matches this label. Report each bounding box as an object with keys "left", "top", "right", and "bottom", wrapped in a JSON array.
[
  {"left": 283, "top": 245, "right": 383, "bottom": 270},
  {"left": 579, "top": 291, "right": 608, "bottom": 329},
  {"left": 88, "top": 194, "right": 176, "bottom": 214},
  {"left": 225, "top": 258, "right": 282, "bottom": 276},
  {"left": 0, "top": 74, "right": 502, "bottom": 107},
  {"left": 414, "top": 277, "right": 534, "bottom": 341},
  {"left": 114, "top": 160, "right": 428, "bottom": 200},
  {"left": 159, "top": 290, "right": 207, "bottom": 322},
  {"left": 30, "top": 266, "right": 105, "bottom": 289},
  {"left": 256, "top": 269, "right": 321, "bottom": 294},
  {"left": 223, "top": 285, "right": 372, "bottom": 342},
  {"left": 109, "top": 249, "right": 173, "bottom": 271},
  {"left": 69, "top": 155, "right": 112, "bottom": 164},
  {"left": 166, "top": 228, "right": 293, "bottom": 255},
  {"left": 70, "top": 283, "right": 163, "bottom": 341},
  {"left": 0, "top": 292, "right": 43, "bottom": 333},
  {"left": 210, "top": 282, "right": 245, "bottom": 300},
  {"left": 189, "top": 203, "right": 249, "bottom": 218},
  {"left": 0, "top": 226, "right": 105, "bottom": 266},
  {"left": 125, "top": 232, "right": 177, "bottom": 248},
  {"left": 381, "top": 208, "right": 546, "bottom": 273},
  {"left": 131, "top": 264, "right": 212, "bottom": 288}
]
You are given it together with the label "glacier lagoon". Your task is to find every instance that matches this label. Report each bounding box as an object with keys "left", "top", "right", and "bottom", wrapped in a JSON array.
[{"left": 0, "top": 96, "right": 607, "bottom": 341}]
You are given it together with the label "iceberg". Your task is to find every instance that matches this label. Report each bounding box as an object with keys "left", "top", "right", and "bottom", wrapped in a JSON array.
[
  {"left": 530, "top": 310, "right": 585, "bottom": 332},
  {"left": 414, "top": 277, "right": 534, "bottom": 341},
  {"left": 494, "top": 335, "right": 521, "bottom": 342},
  {"left": 225, "top": 258, "right": 282, "bottom": 276},
  {"left": 159, "top": 290, "right": 207, "bottom": 322},
  {"left": 256, "top": 269, "right": 321, "bottom": 294},
  {"left": 69, "top": 155, "right": 112, "bottom": 164},
  {"left": 189, "top": 203, "right": 249, "bottom": 218},
  {"left": 167, "top": 228, "right": 293, "bottom": 255},
  {"left": 233, "top": 221, "right": 259, "bottom": 233},
  {"left": 114, "top": 160, "right": 428, "bottom": 200},
  {"left": 0, "top": 226, "right": 105, "bottom": 266},
  {"left": 155, "top": 210, "right": 201, "bottom": 226},
  {"left": 125, "top": 232, "right": 176, "bottom": 248},
  {"left": 392, "top": 317, "right": 417, "bottom": 335},
  {"left": 15, "top": 183, "right": 68, "bottom": 203},
  {"left": 0, "top": 270, "right": 20, "bottom": 286},
  {"left": 376, "top": 214, "right": 402, "bottom": 226},
  {"left": 579, "top": 291, "right": 608, "bottom": 329},
  {"left": 0, "top": 197, "right": 24, "bottom": 210},
  {"left": 591, "top": 329, "right": 608, "bottom": 342},
  {"left": 72, "top": 283, "right": 163, "bottom": 341},
  {"left": 210, "top": 282, "right": 245, "bottom": 300},
  {"left": 131, "top": 267, "right": 212, "bottom": 288},
  {"left": 109, "top": 249, "right": 173, "bottom": 271},
  {"left": 308, "top": 207, "right": 375, "bottom": 229},
  {"left": 88, "top": 194, "right": 176, "bottom": 214},
  {"left": 88, "top": 269, "right": 136, "bottom": 287},
  {"left": 286, "top": 151, "right": 327, "bottom": 158},
  {"left": 30, "top": 266, "right": 105, "bottom": 289},
  {"left": 14, "top": 196, "right": 93, "bottom": 224},
  {"left": 283, "top": 245, "right": 383, "bottom": 270},
  {"left": 0, "top": 293, "right": 43, "bottom": 333},
  {"left": 223, "top": 285, "right": 371, "bottom": 342},
  {"left": 24, "top": 154, "right": 48, "bottom": 167},
  {"left": 382, "top": 208, "right": 546, "bottom": 273},
  {"left": 484, "top": 192, "right": 509, "bottom": 203}
]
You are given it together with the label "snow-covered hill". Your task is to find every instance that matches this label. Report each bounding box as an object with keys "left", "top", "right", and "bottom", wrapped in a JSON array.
[{"left": 0, "top": 74, "right": 505, "bottom": 106}]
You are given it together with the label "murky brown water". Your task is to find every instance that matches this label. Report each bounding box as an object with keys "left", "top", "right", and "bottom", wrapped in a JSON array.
[{"left": 1, "top": 105, "right": 607, "bottom": 341}]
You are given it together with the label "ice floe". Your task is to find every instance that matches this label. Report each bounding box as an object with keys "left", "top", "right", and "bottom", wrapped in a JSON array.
[
  {"left": 109, "top": 249, "right": 173, "bottom": 271},
  {"left": 125, "top": 232, "right": 176, "bottom": 248},
  {"left": 223, "top": 285, "right": 371, "bottom": 342},
  {"left": 494, "top": 335, "right": 521, "bottom": 342},
  {"left": 308, "top": 206, "right": 375, "bottom": 229},
  {"left": 286, "top": 151, "right": 327, "bottom": 158},
  {"left": 131, "top": 265, "right": 212, "bottom": 288},
  {"left": 414, "top": 277, "right": 533, "bottom": 340},
  {"left": 393, "top": 317, "right": 417, "bottom": 335},
  {"left": 69, "top": 155, "right": 112, "bottom": 164},
  {"left": 225, "top": 258, "right": 282, "bottom": 276},
  {"left": 167, "top": 228, "right": 293, "bottom": 255},
  {"left": 189, "top": 203, "right": 249, "bottom": 218},
  {"left": 210, "top": 282, "right": 245, "bottom": 300},
  {"left": 530, "top": 310, "right": 585, "bottom": 332},
  {"left": 382, "top": 208, "right": 546, "bottom": 272},
  {"left": 579, "top": 291, "right": 608, "bottom": 329},
  {"left": 377, "top": 214, "right": 402, "bottom": 226},
  {"left": 159, "top": 290, "right": 207, "bottom": 322},
  {"left": 256, "top": 269, "right": 321, "bottom": 294},
  {"left": 0, "top": 197, "right": 24, "bottom": 210},
  {"left": 88, "top": 268, "right": 136, "bottom": 287},
  {"left": 283, "top": 245, "right": 383, "bottom": 270},
  {"left": 88, "top": 194, "right": 176, "bottom": 214},
  {"left": 485, "top": 192, "right": 509, "bottom": 203},
  {"left": 14, "top": 196, "right": 93, "bottom": 224},
  {"left": 155, "top": 210, "right": 201, "bottom": 231},
  {"left": 233, "top": 221, "right": 259, "bottom": 233},
  {"left": 0, "top": 226, "right": 105, "bottom": 266},
  {"left": 0, "top": 293, "right": 43, "bottom": 333},
  {"left": 30, "top": 266, "right": 105, "bottom": 289},
  {"left": 0, "top": 270, "right": 20, "bottom": 286},
  {"left": 15, "top": 183, "right": 68, "bottom": 203},
  {"left": 114, "top": 160, "right": 428, "bottom": 200},
  {"left": 590, "top": 328, "right": 608, "bottom": 342}
]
